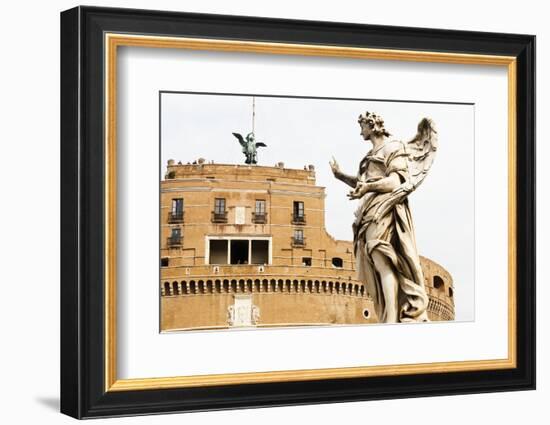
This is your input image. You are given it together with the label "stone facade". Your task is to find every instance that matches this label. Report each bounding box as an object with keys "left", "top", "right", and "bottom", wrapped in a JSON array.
[{"left": 160, "top": 160, "right": 454, "bottom": 331}]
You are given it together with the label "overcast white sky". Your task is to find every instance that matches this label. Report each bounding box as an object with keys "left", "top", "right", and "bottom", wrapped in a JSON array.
[{"left": 161, "top": 93, "right": 474, "bottom": 321}]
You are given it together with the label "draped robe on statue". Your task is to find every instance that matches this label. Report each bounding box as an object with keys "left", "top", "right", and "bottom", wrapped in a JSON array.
[{"left": 352, "top": 140, "right": 429, "bottom": 322}]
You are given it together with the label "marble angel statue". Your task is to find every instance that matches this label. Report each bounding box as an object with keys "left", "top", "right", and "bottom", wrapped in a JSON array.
[{"left": 330, "top": 112, "right": 438, "bottom": 323}]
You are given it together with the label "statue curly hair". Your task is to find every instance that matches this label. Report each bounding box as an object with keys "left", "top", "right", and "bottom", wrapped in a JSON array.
[{"left": 358, "top": 111, "right": 391, "bottom": 138}]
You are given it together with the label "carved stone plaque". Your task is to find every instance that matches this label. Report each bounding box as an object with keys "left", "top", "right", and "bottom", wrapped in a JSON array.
[
  {"left": 227, "top": 294, "right": 260, "bottom": 327},
  {"left": 235, "top": 206, "right": 246, "bottom": 224}
]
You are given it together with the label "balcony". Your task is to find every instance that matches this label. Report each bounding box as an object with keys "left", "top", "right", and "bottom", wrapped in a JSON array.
[
  {"left": 291, "top": 236, "right": 306, "bottom": 247},
  {"left": 167, "top": 236, "right": 182, "bottom": 247},
  {"left": 252, "top": 212, "right": 267, "bottom": 224},
  {"left": 211, "top": 211, "right": 228, "bottom": 223},
  {"left": 167, "top": 211, "right": 184, "bottom": 223},
  {"left": 291, "top": 213, "right": 306, "bottom": 225}
]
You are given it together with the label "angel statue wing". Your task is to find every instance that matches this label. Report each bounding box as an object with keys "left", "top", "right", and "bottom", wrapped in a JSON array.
[
  {"left": 232, "top": 132, "right": 246, "bottom": 148},
  {"left": 406, "top": 117, "right": 438, "bottom": 191},
  {"left": 255, "top": 142, "right": 267, "bottom": 148},
  {"left": 373, "top": 118, "right": 438, "bottom": 222}
]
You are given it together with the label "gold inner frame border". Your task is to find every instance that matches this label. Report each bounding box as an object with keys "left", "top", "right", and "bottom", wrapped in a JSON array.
[{"left": 104, "top": 33, "right": 517, "bottom": 392}]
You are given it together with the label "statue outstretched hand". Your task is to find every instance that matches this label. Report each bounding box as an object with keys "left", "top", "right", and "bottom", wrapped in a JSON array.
[{"left": 329, "top": 156, "right": 340, "bottom": 176}]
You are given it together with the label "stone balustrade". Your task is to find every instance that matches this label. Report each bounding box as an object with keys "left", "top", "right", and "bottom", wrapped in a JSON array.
[{"left": 161, "top": 276, "right": 368, "bottom": 298}]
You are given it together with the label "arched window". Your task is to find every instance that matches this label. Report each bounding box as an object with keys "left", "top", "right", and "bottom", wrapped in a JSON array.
[
  {"left": 433, "top": 275, "right": 445, "bottom": 290},
  {"left": 332, "top": 257, "right": 343, "bottom": 268}
]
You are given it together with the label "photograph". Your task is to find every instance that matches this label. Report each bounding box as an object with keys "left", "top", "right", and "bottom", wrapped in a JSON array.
[{"left": 159, "top": 92, "right": 474, "bottom": 331}]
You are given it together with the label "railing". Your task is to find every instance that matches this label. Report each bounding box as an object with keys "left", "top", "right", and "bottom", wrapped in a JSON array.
[
  {"left": 291, "top": 236, "right": 306, "bottom": 247},
  {"left": 167, "top": 211, "right": 184, "bottom": 223},
  {"left": 211, "top": 211, "right": 228, "bottom": 223},
  {"left": 427, "top": 297, "right": 455, "bottom": 321},
  {"left": 252, "top": 212, "right": 267, "bottom": 224},
  {"left": 167, "top": 236, "right": 182, "bottom": 247},
  {"left": 161, "top": 277, "right": 369, "bottom": 299},
  {"left": 291, "top": 213, "right": 306, "bottom": 225}
]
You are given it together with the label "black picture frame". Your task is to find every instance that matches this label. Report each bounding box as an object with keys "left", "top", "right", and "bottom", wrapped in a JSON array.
[{"left": 60, "top": 5, "right": 535, "bottom": 419}]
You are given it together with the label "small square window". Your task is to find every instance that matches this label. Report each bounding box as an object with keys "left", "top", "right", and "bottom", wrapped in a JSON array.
[
  {"left": 161, "top": 257, "right": 169, "bottom": 267},
  {"left": 302, "top": 257, "right": 312, "bottom": 266}
]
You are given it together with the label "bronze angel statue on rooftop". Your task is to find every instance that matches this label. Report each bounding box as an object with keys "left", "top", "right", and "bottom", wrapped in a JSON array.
[
  {"left": 232, "top": 132, "right": 267, "bottom": 164},
  {"left": 330, "top": 112, "right": 438, "bottom": 323}
]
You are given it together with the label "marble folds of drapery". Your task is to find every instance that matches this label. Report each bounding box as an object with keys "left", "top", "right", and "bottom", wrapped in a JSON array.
[{"left": 353, "top": 141, "right": 429, "bottom": 322}]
